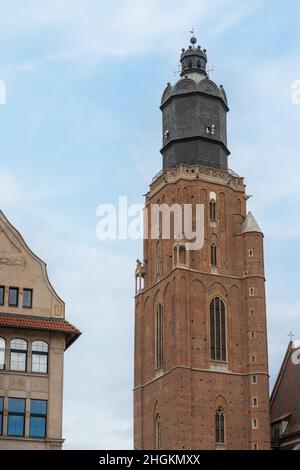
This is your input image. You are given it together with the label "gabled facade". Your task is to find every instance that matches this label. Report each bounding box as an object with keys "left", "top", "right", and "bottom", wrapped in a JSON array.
[
  {"left": 0, "top": 210, "right": 80, "bottom": 449},
  {"left": 270, "top": 342, "right": 300, "bottom": 450}
]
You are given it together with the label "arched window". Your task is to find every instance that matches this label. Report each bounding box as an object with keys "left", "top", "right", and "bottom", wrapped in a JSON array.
[
  {"left": 211, "top": 243, "right": 217, "bottom": 267},
  {"left": 210, "top": 199, "right": 217, "bottom": 221},
  {"left": 210, "top": 297, "right": 226, "bottom": 361},
  {"left": 215, "top": 408, "right": 225, "bottom": 444},
  {"left": 0, "top": 338, "right": 5, "bottom": 370},
  {"left": 32, "top": 341, "right": 48, "bottom": 374},
  {"left": 155, "top": 413, "right": 161, "bottom": 449},
  {"left": 155, "top": 304, "right": 163, "bottom": 369},
  {"left": 10, "top": 339, "right": 27, "bottom": 371}
]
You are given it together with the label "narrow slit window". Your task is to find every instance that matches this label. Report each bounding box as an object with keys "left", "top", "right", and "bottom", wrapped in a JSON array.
[
  {"left": 216, "top": 408, "right": 225, "bottom": 444},
  {"left": 155, "top": 304, "right": 163, "bottom": 369},
  {"left": 155, "top": 414, "right": 161, "bottom": 449},
  {"left": 210, "top": 199, "right": 217, "bottom": 221},
  {"left": 211, "top": 243, "right": 217, "bottom": 267}
]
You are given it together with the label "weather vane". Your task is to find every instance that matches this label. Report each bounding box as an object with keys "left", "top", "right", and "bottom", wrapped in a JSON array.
[
  {"left": 174, "top": 63, "right": 181, "bottom": 77},
  {"left": 189, "top": 28, "right": 195, "bottom": 36}
]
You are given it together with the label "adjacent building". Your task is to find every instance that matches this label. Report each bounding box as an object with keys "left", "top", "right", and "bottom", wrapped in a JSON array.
[
  {"left": 0, "top": 210, "right": 80, "bottom": 449},
  {"left": 270, "top": 341, "right": 300, "bottom": 450},
  {"left": 134, "top": 37, "right": 270, "bottom": 449}
]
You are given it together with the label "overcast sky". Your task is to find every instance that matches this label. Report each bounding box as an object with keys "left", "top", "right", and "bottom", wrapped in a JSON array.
[{"left": 0, "top": 0, "right": 300, "bottom": 449}]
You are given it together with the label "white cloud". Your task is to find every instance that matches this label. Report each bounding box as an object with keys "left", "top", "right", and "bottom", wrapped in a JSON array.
[
  {"left": 0, "top": 0, "right": 263, "bottom": 72},
  {"left": 0, "top": 168, "right": 72, "bottom": 207},
  {"left": 64, "top": 400, "right": 132, "bottom": 449},
  {"left": 211, "top": 2, "right": 261, "bottom": 36}
]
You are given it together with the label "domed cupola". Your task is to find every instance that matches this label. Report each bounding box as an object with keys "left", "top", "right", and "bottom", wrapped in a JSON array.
[
  {"left": 180, "top": 36, "right": 208, "bottom": 81},
  {"left": 160, "top": 36, "right": 230, "bottom": 172}
]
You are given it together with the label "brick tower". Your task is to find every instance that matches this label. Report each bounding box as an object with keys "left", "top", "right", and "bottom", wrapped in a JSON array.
[{"left": 133, "top": 36, "right": 270, "bottom": 450}]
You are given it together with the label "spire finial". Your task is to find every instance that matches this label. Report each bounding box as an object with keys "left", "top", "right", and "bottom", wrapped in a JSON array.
[
  {"left": 288, "top": 331, "right": 295, "bottom": 342},
  {"left": 189, "top": 28, "right": 197, "bottom": 46}
]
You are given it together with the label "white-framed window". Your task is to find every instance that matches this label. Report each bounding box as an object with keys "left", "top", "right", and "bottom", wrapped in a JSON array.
[
  {"left": 250, "top": 308, "right": 255, "bottom": 316},
  {"left": 10, "top": 338, "right": 27, "bottom": 371},
  {"left": 32, "top": 341, "right": 48, "bottom": 374},
  {"left": 252, "top": 397, "right": 258, "bottom": 407},
  {"left": 251, "top": 375, "right": 257, "bottom": 384},
  {"left": 248, "top": 249, "right": 254, "bottom": 257},
  {"left": 252, "top": 418, "right": 258, "bottom": 429},
  {"left": 251, "top": 331, "right": 256, "bottom": 339},
  {"left": 249, "top": 287, "right": 256, "bottom": 296},
  {"left": 0, "top": 337, "right": 6, "bottom": 370},
  {"left": 252, "top": 443, "right": 258, "bottom": 450}
]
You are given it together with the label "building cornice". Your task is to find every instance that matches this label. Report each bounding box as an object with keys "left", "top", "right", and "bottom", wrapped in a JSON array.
[
  {"left": 135, "top": 266, "right": 265, "bottom": 298},
  {"left": 133, "top": 365, "right": 269, "bottom": 391}
]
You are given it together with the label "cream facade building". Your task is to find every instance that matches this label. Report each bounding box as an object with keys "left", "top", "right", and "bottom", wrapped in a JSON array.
[{"left": 0, "top": 210, "right": 80, "bottom": 449}]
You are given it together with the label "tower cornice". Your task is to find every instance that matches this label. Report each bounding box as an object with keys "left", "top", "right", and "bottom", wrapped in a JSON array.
[
  {"left": 160, "top": 135, "right": 230, "bottom": 158},
  {"left": 160, "top": 89, "right": 229, "bottom": 112},
  {"left": 147, "top": 163, "right": 245, "bottom": 200}
]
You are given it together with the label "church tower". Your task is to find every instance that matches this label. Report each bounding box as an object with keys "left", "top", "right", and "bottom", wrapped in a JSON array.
[{"left": 134, "top": 37, "right": 270, "bottom": 450}]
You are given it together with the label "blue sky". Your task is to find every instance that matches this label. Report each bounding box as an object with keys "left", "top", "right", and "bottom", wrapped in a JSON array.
[{"left": 0, "top": 0, "right": 300, "bottom": 449}]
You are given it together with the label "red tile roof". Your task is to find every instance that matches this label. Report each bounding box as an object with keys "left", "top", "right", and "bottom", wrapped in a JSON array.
[{"left": 0, "top": 312, "right": 81, "bottom": 348}]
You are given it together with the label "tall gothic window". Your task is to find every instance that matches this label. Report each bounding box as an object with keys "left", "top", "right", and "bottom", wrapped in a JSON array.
[
  {"left": 210, "top": 199, "right": 217, "bottom": 221},
  {"left": 155, "top": 414, "right": 161, "bottom": 449},
  {"left": 215, "top": 408, "right": 225, "bottom": 444},
  {"left": 211, "top": 243, "right": 217, "bottom": 267},
  {"left": 155, "top": 304, "right": 163, "bottom": 369},
  {"left": 210, "top": 297, "right": 226, "bottom": 361}
]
